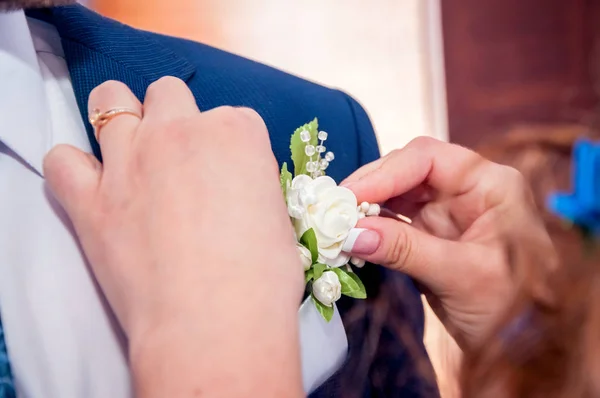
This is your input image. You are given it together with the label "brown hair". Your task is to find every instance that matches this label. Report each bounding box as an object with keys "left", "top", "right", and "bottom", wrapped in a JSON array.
[{"left": 462, "top": 125, "right": 600, "bottom": 397}]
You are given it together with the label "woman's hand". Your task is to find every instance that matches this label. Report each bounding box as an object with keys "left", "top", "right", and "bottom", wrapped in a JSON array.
[
  {"left": 43, "top": 77, "right": 303, "bottom": 397},
  {"left": 342, "top": 137, "right": 554, "bottom": 350}
]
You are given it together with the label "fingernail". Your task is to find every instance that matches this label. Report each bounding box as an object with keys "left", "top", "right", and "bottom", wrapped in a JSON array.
[{"left": 342, "top": 228, "right": 381, "bottom": 255}]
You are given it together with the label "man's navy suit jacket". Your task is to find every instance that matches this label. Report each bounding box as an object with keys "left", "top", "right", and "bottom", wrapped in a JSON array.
[{"left": 0, "top": 5, "right": 439, "bottom": 397}]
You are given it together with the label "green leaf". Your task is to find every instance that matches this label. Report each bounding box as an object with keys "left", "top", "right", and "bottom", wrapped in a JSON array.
[
  {"left": 331, "top": 267, "right": 367, "bottom": 299},
  {"left": 279, "top": 162, "right": 292, "bottom": 200},
  {"left": 312, "top": 294, "right": 334, "bottom": 322},
  {"left": 290, "top": 118, "right": 319, "bottom": 176},
  {"left": 312, "top": 263, "right": 327, "bottom": 281},
  {"left": 300, "top": 228, "right": 319, "bottom": 263},
  {"left": 304, "top": 268, "right": 314, "bottom": 284},
  {"left": 347, "top": 272, "right": 367, "bottom": 299}
]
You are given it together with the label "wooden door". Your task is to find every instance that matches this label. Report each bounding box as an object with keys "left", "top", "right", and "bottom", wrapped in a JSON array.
[{"left": 442, "top": 0, "right": 600, "bottom": 147}]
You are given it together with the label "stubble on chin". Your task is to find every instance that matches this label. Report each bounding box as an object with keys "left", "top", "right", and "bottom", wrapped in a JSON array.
[{"left": 0, "top": 0, "right": 76, "bottom": 11}]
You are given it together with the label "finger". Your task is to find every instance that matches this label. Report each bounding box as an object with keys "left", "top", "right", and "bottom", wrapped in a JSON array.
[
  {"left": 341, "top": 148, "right": 446, "bottom": 190},
  {"left": 44, "top": 144, "right": 101, "bottom": 224},
  {"left": 341, "top": 153, "right": 388, "bottom": 186},
  {"left": 342, "top": 136, "right": 488, "bottom": 205},
  {"left": 342, "top": 216, "right": 488, "bottom": 293},
  {"left": 383, "top": 196, "right": 424, "bottom": 220},
  {"left": 382, "top": 184, "right": 435, "bottom": 214},
  {"left": 88, "top": 81, "right": 143, "bottom": 166},
  {"left": 142, "top": 76, "right": 200, "bottom": 124}
]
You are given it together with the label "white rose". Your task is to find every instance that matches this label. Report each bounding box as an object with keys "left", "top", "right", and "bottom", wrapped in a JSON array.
[
  {"left": 287, "top": 175, "right": 358, "bottom": 267},
  {"left": 297, "top": 243, "right": 313, "bottom": 271},
  {"left": 312, "top": 271, "right": 342, "bottom": 307}
]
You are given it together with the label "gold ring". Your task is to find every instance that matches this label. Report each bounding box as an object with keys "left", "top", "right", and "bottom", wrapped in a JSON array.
[{"left": 89, "top": 108, "right": 142, "bottom": 138}]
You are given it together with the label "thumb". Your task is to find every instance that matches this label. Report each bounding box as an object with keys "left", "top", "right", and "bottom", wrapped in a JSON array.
[
  {"left": 44, "top": 144, "right": 101, "bottom": 222},
  {"left": 343, "top": 217, "right": 483, "bottom": 293}
]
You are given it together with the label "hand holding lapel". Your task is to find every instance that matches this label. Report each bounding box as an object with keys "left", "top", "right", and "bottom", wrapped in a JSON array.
[{"left": 45, "top": 78, "right": 304, "bottom": 397}]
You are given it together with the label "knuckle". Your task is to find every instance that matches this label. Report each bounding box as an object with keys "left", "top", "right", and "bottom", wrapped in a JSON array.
[
  {"left": 388, "top": 229, "right": 412, "bottom": 270},
  {"left": 496, "top": 164, "right": 530, "bottom": 199},
  {"left": 43, "top": 145, "right": 65, "bottom": 171},
  {"left": 161, "top": 118, "right": 188, "bottom": 138},
  {"left": 494, "top": 163, "right": 516, "bottom": 177},
  {"left": 145, "top": 76, "right": 186, "bottom": 98},
  {"left": 88, "top": 80, "right": 130, "bottom": 107},
  {"left": 211, "top": 106, "right": 270, "bottom": 144},
  {"left": 156, "top": 75, "right": 185, "bottom": 85},
  {"left": 161, "top": 119, "right": 194, "bottom": 147},
  {"left": 43, "top": 145, "right": 71, "bottom": 187},
  {"left": 499, "top": 164, "right": 526, "bottom": 187},
  {"left": 241, "top": 108, "right": 269, "bottom": 142},
  {"left": 388, "top": 148, "right": 403, "bottom": 159},
  {"left": 406, "top": 135, "right": 438, "bottom": 151},
  {"left": 139, "top": 118, "right": 193, "bottom": 165},
  {"left": 235, "top": 107, "right": 265, "bottom": 126},
  {"left": 211, "top": 105, "right": 240, "bottom": 122},
  {"left": 214, "top": 105, "right": 260, "bottom": 124}
]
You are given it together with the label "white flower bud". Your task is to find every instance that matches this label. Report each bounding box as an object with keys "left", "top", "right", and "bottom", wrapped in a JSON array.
[
  {"left": 360, "top": 201, "right": 370, "bottom": 213},
  {"left": 350, "top": 256, "right": 366, "bottom": 268},
  {"left": 312, "top": 271, "right": 342, "bottom": 307},
  {"left": 297, "top": 244, "right": 313, "bottom": 271}
]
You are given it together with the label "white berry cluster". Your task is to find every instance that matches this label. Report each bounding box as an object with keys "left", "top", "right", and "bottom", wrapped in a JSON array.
[
  {"left": 346, "top": 201, "right": 381, "bottom": 269},
  {"left": 357, "top": 201, "right": 380, "bottom": 219},
  {"left": 300, "top": 128, "right": 335, "bottom": 179}
]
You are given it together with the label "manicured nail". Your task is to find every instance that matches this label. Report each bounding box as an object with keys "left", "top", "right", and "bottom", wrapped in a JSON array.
[{"left": 342, "top": 228, "right": 381, "bottom": 255}]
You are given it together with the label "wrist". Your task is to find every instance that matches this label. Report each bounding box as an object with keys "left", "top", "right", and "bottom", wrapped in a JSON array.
[{"left": 128, "top": 295, "right": 303, "bottom": 397}]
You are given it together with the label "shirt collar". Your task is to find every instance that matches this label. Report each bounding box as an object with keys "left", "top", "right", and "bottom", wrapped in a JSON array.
[
  {"left": 0, "top": 11, "right": 50, "bottom": 175},
  {"left": 23, "top": 4, "right": 197, "bottom": 162},
  {"left": 28, "top": 15, "right": 65, "bottom": 59}
]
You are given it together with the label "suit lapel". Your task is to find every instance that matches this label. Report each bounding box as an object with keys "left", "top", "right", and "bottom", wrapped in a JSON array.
[{"left": 27, "top": 4, "right": 196, "bottom": 159}]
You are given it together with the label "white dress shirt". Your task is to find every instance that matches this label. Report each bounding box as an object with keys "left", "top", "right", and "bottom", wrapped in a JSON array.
[
  {"left": 0, "top": 11, "right": 347, "bottom": 398},
  {"left": 0, "top": 11, "right": 132, "bottom": 398}
]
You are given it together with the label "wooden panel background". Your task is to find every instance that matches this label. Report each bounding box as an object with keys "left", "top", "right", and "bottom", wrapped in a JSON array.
[{"left": 442, "top": 0, "right": 600, "bottom": 147}]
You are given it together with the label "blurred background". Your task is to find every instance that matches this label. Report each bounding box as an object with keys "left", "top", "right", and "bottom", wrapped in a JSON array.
[
  {"left": 82, "top": 0, "right": 600, "bottom": 396},
  {"left": 83, "top": 0, "right": 448, "bottom": 155}
]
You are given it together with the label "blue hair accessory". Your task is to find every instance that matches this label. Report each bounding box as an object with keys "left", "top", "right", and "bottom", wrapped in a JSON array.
[{"left": 547, "top": 139, "right": 600, "bottom": 235}]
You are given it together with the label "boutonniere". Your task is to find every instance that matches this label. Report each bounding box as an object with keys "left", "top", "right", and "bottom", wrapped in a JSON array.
[{"left": 281, "top": 118, "right": 380, "bottom": 321}]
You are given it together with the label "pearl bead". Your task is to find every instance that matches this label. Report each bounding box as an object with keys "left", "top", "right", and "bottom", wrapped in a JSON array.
[
  {"left": 358, "top": 212, "right": 366, "bottom": 219},
  {"left": 360, "top": 201, "right": 370, "bottom": 212},
  {"left": 318, "top": 131, "right": 328, "bottom": 141},
  {"left": 316, "top": 145, "right": 326, "bottom": 153},
  {"left": 366, "top": 203, "right": 381, "bottom": 216},
  {"left": 300, "top": 130, "right": 311, "bottom": 142},
  {"left": 350, "top": 257, "right": 366, "bottom": 268},
  {"left": 325, "top": 151, "right": 335, "bottom": 162},
  {"left": 305, "top": 145, "right": 316, "bottom": 156},
  {"left": 319, "top": 159, "right": 329, "bottom": 170},
  {"left": 306, "top": 161, "right": 318, "bottom": 173}
]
